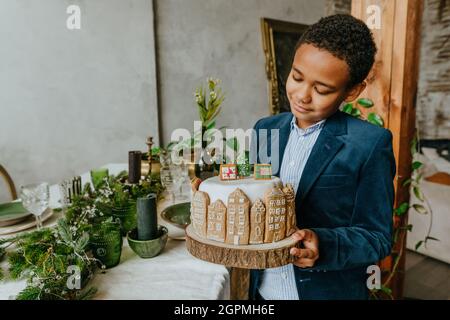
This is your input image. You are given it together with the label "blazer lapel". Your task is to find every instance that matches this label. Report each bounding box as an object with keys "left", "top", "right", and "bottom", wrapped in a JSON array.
[
  {"left": 296, "top": 111, "right": 347, "bottom": 202},
  {"left": 273, "top": 114, "right": 291, "bottom": 177}
]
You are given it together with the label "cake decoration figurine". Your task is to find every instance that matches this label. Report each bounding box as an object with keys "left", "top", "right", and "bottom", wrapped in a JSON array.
[
  {"left": 206, "top": 200, "right": 227, "bottom": 242},
  {"left": 249, "top": 198, "right": 266, "bottom": 244},
  {"left": 283, "top": 183, "right": 296, "bottom": 237},
  {"left": 219, "top": 164, "right": 238, "bottom": 181},
  {"left": 254, "top": 164, "right": 272, "bottom": 180},
  {"left": 226, "top": 188, "right": 250, "bottom": 245},
  {"left": 191, "top": 191, "right": 210, "bottom": 238},
  {"left": 264, "top": 187, "right": 287, "bottom": 243}
]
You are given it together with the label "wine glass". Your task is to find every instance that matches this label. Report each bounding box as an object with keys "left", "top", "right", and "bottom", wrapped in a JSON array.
[
  {"left": 20, "top": 183, "right": 50, "bottom": 230},
  {"left": 170, "top": 161, "right": 189, "bottom": 202},
  {"left": 160, "top": 151, "right": 175, "bottom": 203}
]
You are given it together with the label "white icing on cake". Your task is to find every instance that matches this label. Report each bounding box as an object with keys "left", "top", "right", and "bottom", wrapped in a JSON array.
[{"left": 198, "top": 176, "right": 282, "bottom": 204}]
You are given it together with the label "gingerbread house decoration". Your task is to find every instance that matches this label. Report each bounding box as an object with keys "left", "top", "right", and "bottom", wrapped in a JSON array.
[
  {"left": 264, "top": 187, "right": 287, "bottom": 243},
  {"left": 249, "top": 198, "right": 266, "bottom": 244},
  {"left": 191, "top": 191, "right": 210, "bottom": 238},
  {"left": 225, "top": 188, "right": 250, "bottom": 245},
  {"left": 207, "top": 200, "right": 227, "bottom": 242},
  {"left": 283, "top": 183, "right": 296, "bottom": 237}
]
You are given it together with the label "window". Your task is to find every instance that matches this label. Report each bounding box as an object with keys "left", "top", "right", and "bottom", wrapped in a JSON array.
[
  {"left": 280, "top": 216, "right": 285, "bottom": 222},
  {"left": 269, "top": 224, "right": 274, "bottom": 231},
  {"left": 239, "top": 216, "right": 245, "bottom": 225},
  {"left": 238, "top": 226, "right": 244, "bottom": 234},
  {"left": 274, "top": 216, "right": 279, "bottom": 222},
  {"left": 229, "top": 198, "right": 235, "bottom": 204},
  {"left": 239, "top": 198, "right": 244, "bottom": 204},
  {"left": 276, "top": 200, "right": 280, "bottom": 205},
  {"left": 216, "top": 223, "right": 222, "bottom": 231},
  {"left": 276, "top": 208, "right": 280, "bottom": 214},
  {"left": 255, "top": 213, "right": 261, "bottom": 223},
  {"left": 269, "top": 216, "right": 273, "bottom": 223},
  {"left": 239, "top": 207, "right": 244, "bottom": 214},
  {"left": 256, "top": 226, "right": 261, "bottom": 236},
  {"left": 274, "top": 223, "right": 279, "bottom": 230}
]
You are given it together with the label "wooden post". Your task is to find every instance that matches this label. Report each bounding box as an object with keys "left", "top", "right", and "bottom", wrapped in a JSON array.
[{"left": 351, "top": 0, "right": 423, "bottom": 299}]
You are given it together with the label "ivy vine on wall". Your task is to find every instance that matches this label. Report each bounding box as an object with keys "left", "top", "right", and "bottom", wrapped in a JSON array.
[{"left": 343, "top": 98, "right": 438, "bottom": 299}]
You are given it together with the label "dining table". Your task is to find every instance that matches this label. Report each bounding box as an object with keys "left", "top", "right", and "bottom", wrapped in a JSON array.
[{"left": 0, "top": 163, "right": 236, "bottom": 300}]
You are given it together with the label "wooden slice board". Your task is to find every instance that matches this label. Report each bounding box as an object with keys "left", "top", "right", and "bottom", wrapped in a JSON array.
[{"left": 185, "top": 224, "right": 297, "bottom": 269}]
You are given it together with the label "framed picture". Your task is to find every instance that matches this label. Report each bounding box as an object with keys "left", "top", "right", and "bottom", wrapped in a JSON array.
[
  {"left": 261, "top": 18, "right": 309, "bottom": 115},
  {"left": 254, "top": 164, "right": 272, "bottom": 180},
  {"left": 219, "top": 164, "right": 238, "bottom": 181}
]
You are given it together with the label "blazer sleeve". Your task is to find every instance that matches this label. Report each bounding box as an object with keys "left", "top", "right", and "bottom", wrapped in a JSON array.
[{"left": 309, "top": 130, "right": 396, "bottom": 271}]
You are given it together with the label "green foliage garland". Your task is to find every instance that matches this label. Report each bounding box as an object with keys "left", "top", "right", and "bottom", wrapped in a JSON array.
[{"left": 0, "top": 171, "right": 164, "bottom": 300}]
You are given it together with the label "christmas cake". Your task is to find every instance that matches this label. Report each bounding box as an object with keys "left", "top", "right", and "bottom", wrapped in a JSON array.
[{"left": 190, "top": 176, "right": 296, "bottom": 246}]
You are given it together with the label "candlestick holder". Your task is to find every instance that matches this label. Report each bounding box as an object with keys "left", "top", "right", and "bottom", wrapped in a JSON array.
[{"left": 127, "top": 225, "right": 168, "bottom": 259}]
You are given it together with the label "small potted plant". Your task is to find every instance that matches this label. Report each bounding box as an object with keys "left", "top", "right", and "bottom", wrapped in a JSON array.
[{"left": 194, "top": 77, "right": 225, "bottom": 180}]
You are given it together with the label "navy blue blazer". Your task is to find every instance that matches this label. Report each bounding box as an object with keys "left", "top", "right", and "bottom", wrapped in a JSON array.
[{"left": 249, "top": 110, "right": 396, "bottom": 300}]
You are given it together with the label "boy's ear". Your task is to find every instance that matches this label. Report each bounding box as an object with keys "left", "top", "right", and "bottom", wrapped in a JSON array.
[{"left": 344, "top": 81, "right": 367, "bottom": 102}]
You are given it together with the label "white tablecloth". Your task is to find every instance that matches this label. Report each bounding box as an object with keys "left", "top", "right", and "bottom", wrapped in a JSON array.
[{"left": 0, "top": 164, "right": 230, "bottom": 300}]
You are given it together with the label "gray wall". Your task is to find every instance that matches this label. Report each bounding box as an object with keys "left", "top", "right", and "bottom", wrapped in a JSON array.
[
  {"left": 155, "top": 0, "right": 326, "bottom": 144},
  {"left": 0, "top": 0, "right": 159, "bottom": 199},
  {"left": 416, "top": 0, "right": 450, "bottom": 139}
]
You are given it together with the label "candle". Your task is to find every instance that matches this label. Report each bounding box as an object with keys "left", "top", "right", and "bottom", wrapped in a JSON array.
[
  {"left": 137, "top": 193, "right": 158, "bottom": 240},
  {"left": 128, "top": 151, "right": 142, "bottom": 184}
]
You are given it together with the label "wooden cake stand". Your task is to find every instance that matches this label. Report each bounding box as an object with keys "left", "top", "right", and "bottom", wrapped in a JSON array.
[{"left": 185, "top": 225, "right": 298, "bottom": 269}]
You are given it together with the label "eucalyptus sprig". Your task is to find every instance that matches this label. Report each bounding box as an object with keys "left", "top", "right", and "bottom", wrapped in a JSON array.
[{"left": 195, "top": 77, "right": 225, "bottom": 129}]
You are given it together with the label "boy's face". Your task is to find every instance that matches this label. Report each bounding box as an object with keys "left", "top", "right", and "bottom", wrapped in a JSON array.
[{"left": 286, "top": 43, "right": 361, "bottom": 128}]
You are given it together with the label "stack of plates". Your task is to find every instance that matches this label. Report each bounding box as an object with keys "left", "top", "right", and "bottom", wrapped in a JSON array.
[{"left": 0, "top": 201, "right": 54, "bottom": 235}]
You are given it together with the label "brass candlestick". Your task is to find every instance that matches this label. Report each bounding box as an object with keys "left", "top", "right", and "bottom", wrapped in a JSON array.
[{"left": 146, "top": 136, "right": 154, "bottom": 178}]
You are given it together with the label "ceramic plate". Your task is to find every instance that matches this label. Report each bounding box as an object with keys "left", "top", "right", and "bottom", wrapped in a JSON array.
[
  {"left": 0, "top": 201, "right": 32, "bottom": 227},
  {"left": 161, "top": 202, "right": 191, "bottom": 229},
  {"left": 0, "top": 207, "right": 55, "bottom": 235}
]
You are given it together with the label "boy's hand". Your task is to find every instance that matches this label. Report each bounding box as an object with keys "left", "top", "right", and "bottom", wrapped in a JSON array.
[{"left": 290, "top": 229, "right": 319, "bottom": 268}]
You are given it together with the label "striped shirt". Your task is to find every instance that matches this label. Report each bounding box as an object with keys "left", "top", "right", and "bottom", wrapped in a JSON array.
[{"left": 258, "top": 116, "right": 326, "bottom": 300}]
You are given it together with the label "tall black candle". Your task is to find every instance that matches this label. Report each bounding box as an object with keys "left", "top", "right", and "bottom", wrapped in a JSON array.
[
  {"left": 137, "top": 193, "right": 158, "bottom": 240},
  {"left": 128, "top": 151, "right": 142, "bottom": 184}
]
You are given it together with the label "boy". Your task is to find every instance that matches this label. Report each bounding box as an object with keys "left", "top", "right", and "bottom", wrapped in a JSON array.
[{"left": 250, "top": 14, "right": 396, "bottom": 300}]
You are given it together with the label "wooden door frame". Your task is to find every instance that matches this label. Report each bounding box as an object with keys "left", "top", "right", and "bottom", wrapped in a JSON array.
[{"left": 351, "top": 0, "right": 424, "bottom": 299}]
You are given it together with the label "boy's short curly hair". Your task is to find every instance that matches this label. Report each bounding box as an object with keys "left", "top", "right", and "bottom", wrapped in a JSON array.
[{"left": 296, "top": 14, "right": 377, "bottom": 88}]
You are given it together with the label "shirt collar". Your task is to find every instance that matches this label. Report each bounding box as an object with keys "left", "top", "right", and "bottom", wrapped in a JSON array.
[{"left": 290, "top": 116, "right": 326, "bottom": 136}]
